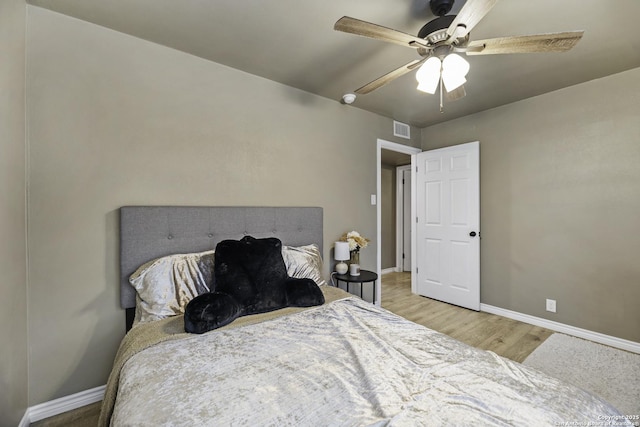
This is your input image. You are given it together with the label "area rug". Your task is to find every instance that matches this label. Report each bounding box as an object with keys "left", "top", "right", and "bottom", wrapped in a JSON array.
[{"left": 523, "top": 333, "right": 640, "bottom": 416}]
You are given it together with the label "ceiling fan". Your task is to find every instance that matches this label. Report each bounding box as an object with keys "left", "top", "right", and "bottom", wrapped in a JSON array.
[{"left": 334, "top": 0, "right": 583, "bottom": 109}]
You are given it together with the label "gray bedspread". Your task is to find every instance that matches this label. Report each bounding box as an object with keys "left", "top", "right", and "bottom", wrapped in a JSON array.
[{"left": 108, "top": 295, "right": 628, "bottom": 426}]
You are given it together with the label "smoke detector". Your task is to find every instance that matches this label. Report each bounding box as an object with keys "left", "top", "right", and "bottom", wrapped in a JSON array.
[{"left": 342, "top": 93, "right": 356, "bottom": 104}]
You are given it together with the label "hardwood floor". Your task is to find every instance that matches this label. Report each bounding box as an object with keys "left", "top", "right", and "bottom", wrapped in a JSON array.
[
  {"left": 381, "top": 271, "right": 553, "bottom": 363},
  {"left": 32, "top": 272, "right": 552, "bottom": 426}
]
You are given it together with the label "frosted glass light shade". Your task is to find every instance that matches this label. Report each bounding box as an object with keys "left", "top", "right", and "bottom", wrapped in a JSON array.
[
  {"left": 442, "top": 54, "right": 469, "bottom": 76},
  {"left": 442, "top": 54, "right": 469, "bottom": 92},
  {"left": 442, "top": 74, "right": 467, "bottom": 92},
  {"left": 416, "top": 57, "right": 441, "bottom": 94}
]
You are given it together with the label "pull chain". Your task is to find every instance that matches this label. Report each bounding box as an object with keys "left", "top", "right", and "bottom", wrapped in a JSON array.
[{"left": 439, "top": 76, "right": 444, "bottom": 113}]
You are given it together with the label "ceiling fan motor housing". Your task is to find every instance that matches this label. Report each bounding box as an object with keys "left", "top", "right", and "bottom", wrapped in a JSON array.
[
  {"left": 429, "top": 0, "right": 455, "bottom": 17},
  {"left": 418, "top": 14, "right": 456, "bottom": 41}
]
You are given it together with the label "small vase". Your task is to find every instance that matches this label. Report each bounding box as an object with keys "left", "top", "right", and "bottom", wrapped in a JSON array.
[{"left": 349, "top": 250, "right": 360, "bottom": 266}]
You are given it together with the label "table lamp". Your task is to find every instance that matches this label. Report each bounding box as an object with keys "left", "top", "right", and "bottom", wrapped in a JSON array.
[{"left": 334, "top": 241, "right": 350, "bottom": 275}]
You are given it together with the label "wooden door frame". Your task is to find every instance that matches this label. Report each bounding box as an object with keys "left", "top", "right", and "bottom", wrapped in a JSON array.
[{"left": 376, "top": 139, "right": 421, "bottom": 305}]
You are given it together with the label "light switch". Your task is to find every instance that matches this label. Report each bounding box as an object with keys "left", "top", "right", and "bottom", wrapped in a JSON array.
[{"left": 371, "top": 194, "right": 377, "bottom": 205}]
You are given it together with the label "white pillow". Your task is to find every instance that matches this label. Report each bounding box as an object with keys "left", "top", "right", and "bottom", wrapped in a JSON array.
[
  {"left": 282, "top": 244, "right": 327, "bottom": 286},
  {"left": 130, "top": 249, "right": 215, "bottom": 326}
]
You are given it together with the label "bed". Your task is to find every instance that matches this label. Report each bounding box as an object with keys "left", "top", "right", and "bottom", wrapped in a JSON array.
[{"left": 100, "top": 206, "right": 630, "bottom": 426}]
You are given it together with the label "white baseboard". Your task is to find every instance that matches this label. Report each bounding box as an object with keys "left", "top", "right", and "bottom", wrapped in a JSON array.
[
  {"left": 381, "top": 267, "right": 397, "bottom": 275},
  {"left": 24, "top": 384, "right": 105, "bottom": 424},
  {"left": 18, "top": 411, "right": 30, "bottom": 427},
  {"left": 481, "top": 303, "right": 640, "bottom": 354}
]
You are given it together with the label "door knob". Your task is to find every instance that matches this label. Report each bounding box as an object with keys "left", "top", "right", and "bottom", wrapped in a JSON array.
[{"left": 469, "top": 231, "right": 477, "bottom": 237}]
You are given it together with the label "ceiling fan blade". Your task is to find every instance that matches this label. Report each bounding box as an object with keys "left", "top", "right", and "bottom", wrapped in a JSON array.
[
  {"left": 446, "top": 0, "right": 499, "bottom": 39},
  {"left": 445, "top": 85, "right": 466, "bottom": 101},
  {"left": 466, "top": 31, "right": 584, "bottom": 55},
  {"left": 355, "top": 58, "right": 427, "bottom": 94},
  {"left": 335, "top": 16, "right": 428, "bottom": 49}
]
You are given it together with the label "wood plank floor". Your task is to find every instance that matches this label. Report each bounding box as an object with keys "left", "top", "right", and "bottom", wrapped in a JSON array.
[
  {"left": 381, "top": 272, "right": 553, "bottom": 363},
  {"left": 32, "top": 272, "right": 553, "bottom": 426}
]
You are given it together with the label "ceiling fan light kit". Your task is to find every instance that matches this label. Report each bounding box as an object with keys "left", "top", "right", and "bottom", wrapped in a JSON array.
[
  {"left": 334, "top": 0, "right": 583, "bottom": 113},
  {"left": 416, "top": 53, "right": 469, "bottom": 95}
]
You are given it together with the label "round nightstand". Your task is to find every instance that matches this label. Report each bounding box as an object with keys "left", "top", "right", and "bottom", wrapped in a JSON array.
[{"left": 333, "top": 270, "right": 378, "bottom": 304}]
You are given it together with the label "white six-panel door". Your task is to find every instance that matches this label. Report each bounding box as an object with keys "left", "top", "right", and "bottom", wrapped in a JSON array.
[{"left": 415, "top": 141, "right": 480, "bottom": 311}]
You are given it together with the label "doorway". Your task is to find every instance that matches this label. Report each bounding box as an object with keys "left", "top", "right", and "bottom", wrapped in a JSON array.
[
  {"left": 376, "top": 139, "right": 421, "bottom": 305},
  {"left": 396, "top": 165, "right": 412, "bottom": 272},
  {"left": 381, "top": 154, "right": 410, "bottom": 274}
]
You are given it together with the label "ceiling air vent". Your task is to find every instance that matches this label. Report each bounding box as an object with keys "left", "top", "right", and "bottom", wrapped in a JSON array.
[{"left": 393, "top": 121, "right": 410, "bottom": 139}]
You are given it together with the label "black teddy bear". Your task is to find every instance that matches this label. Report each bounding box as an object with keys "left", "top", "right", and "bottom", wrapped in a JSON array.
[{"left": 184, "top": 236, "right": 325, "bottom": 334}]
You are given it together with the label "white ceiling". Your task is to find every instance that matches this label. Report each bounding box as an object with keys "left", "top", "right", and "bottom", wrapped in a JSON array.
[{"left": 27, "top": 0, "right": 640, "bottom": 127}]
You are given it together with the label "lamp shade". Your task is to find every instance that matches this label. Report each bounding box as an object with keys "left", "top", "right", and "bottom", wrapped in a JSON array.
[
  {"left": 416, "top": 56, "right": 441, "bottom": 94},
  {"left": 442, "top": 53, "right": 469, "bottom": 92},
  {"left": 334, "top": 241, "right": 350, "bottom": 261}
]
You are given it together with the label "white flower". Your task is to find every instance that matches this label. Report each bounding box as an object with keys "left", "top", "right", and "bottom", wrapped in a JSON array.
[{"left": 340, "top": 231, "right": 370, "bottom": 252}]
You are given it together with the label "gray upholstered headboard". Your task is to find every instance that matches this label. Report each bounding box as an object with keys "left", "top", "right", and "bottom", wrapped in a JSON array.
[{"left": 120, "top": 206, "right": 323, "bottom": 312}]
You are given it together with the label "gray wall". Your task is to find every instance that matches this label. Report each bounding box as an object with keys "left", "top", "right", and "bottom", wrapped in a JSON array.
[
  {"left": 421, "top": 67, "right": 640, "bottom": 343},
  {"left": 0, "top": 0, "right": 28, "bottom": 425},
  {"left": 25, "top": 6, "right": 420, "bottom": 404}
]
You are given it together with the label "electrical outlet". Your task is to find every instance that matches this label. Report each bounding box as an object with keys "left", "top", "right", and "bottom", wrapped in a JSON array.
[{"left": 546, "top": 299, "right": 557, "bottom": 313}]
